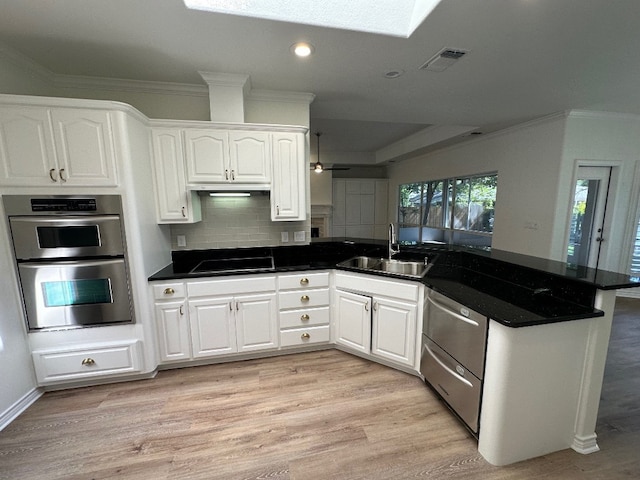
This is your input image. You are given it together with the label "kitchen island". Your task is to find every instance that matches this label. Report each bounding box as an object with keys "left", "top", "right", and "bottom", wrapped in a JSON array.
[{"left": 149, "top": 239, "right": 639, "bottom": 466}]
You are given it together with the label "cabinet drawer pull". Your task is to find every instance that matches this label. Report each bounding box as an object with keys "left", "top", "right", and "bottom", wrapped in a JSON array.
[
  {"left": 49, "top": 168, "right": 57, "bottom": 182},
  {"left": 300, "top": 277, "right": 309, "bottom": 285},
  {"left": 163, "top": 287, "right": 175, "bottom": 295},
  {"left": 300, "top": 314, "right": 310, "bottom": 322},
  {"left": 300, "top": 295, "right": 310, "bottom": 303},
  {"left": 81, "top": 357, "right": 95, "bottom": 366},
  {"left": 301, "top": 333, "right": 311, "bottom": 340}
]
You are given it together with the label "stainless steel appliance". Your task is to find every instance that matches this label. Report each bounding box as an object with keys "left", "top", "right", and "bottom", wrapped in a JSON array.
[
  {"left": 420, "top": 288, "right": 488, "bottom": 435},
  {"left": 3, "top": 195, "right": 133, "bottom": 330}
]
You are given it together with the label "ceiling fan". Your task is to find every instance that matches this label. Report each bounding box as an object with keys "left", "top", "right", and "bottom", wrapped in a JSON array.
[{"left": 311, "top": 132, "right": 350, "bottom": 172}]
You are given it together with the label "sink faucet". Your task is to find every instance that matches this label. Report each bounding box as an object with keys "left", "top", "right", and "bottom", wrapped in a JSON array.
[{"left": 388, "top": 223, "right": 400, "bottom": 259}]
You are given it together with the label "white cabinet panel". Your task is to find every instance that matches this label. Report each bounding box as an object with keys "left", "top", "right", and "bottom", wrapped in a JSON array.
[
  {"left": 228, "top": 131, "right": 271, "bottom": 183},
  {"left": 372, "top": 297, "right": 416, "bottom": 367},
  {"left": 335, "top": 289, "right": 371, "bottom": 355},
  {"left": 0, "top": 105, "right": 118, "bottom": 187},
  {"left": 271, "top": 132, "right": 306, "bottom": 221},
  {"left": 184, "top": 129, "right": 228, "bottom": 183},
  {"left": 151, "top": 127, "right": 201, "bottom": 223},
  {"left": 155, "top": 300, "right": 191, "bottom": 362},
  {"left": 236, "top": 293, "right": 278, "bottom": 352},
  {"left": 189, "top": 296, "right": 237, "bottom": 357}
]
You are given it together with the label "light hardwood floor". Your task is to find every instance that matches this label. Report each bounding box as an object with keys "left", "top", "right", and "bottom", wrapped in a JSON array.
[{"left": 1, "top": 298, "right": 639, "bottom": 480}]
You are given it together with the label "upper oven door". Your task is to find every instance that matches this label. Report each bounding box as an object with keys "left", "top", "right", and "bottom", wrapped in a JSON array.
[{"left": 9, "top": 215, "right": 125, "bottom": 260}]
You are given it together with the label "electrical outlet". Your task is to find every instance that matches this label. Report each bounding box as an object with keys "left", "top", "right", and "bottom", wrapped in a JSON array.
[
  {"left": 177, "top": 235, "right": 187, "bottom": 247},
  {"left": 281, "top": 231, "right": 289, "bottom": 243},
  {"left": 294, "top": 231, "right": 306, "bottom": 242}
]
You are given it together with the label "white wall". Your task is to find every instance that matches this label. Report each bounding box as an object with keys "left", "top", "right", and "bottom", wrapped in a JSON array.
[{"left": 388, "top": 114, "right": 568, "bottom": 259}]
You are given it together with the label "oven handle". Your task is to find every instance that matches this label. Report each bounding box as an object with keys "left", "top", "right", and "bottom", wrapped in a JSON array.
[{"left": 18, "top": 257, "right": 125, "bottom": 268}]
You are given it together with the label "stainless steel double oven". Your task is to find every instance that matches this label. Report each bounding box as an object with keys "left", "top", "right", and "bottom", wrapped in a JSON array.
[{"left": 3, "top": 195, "right": 133, "bottom": 331}]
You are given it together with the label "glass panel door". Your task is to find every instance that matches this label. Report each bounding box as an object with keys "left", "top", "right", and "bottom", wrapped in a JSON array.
[{"left": 567, "top": 167, "right": 611, "bottom": 268}]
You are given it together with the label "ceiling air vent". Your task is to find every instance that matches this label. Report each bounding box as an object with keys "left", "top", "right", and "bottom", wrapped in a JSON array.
[{"left": 419, "top": 47, "right": 468, "bottom": 72}]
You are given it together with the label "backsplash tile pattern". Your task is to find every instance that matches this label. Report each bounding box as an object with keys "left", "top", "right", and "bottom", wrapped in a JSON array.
[{"left": 169, "top": 195, "right": 310, "bottom": 250}]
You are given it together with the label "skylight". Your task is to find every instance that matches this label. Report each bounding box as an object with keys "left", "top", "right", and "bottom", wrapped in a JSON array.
[{"left": 183, "top": 0, "right": 442, "bottom": 38}]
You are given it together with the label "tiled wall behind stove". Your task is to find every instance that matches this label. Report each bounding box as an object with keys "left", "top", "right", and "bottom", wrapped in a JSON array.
[{"left": 169, "top": 195, "right": 310, "bottom": 250}]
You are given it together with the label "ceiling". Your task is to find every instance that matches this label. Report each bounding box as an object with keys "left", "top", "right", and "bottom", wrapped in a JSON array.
[{"left": 1, "top": 0, "right": 640, "bottom": 166}]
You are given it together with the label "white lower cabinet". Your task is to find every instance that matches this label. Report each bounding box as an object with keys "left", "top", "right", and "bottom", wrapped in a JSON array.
[
  {"left": 153, "top": 276, "right": 278, "bottom": 364},
  {"left": 277, "top": 272, "right": 331, "bottom": 347},
  {"left": 335, "top": 272, "right": 420, "bottom": 369},
  {"left": 31, "top": 341, "right": 143, "bottom": 385}
]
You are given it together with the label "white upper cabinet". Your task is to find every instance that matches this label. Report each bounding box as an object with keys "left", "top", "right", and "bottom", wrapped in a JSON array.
[
  {"left": 228, "top": 131, "right": 271, "bottom": 183},
  {"left": 185, "top": 128, "right": 270, "bottom": 185},
  {"left": 271, "top": 132, "right": 306, "bottom": 221},
  {"left": 151, "top": 127, "right": 202, "bottom": 224},
  {"left": 184, "top": 129, "right": 229, "bottom": 183},
  {"left": 0, "top": 105, "right": 118, "bottom": 187}
]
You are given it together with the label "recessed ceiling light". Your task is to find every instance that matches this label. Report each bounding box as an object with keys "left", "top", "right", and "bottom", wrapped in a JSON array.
[
  {"left": 383, "top": 69, "right": 404, "bottom": 79},
  {"left": 291, "top": 42, "right": 314, "bottom": 57}
]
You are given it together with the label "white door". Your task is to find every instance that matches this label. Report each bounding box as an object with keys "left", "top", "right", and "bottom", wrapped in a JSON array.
[
  {"left": 184, "top": 129, "right": 229, "bottom": 183},
  {"left": 566, "top": 166, "right": 612, "bottom": 269},
  {"left": 228, "top": 131, "right": 271, "bottom": 182},
  {"left": 155, "top": 301, "right": 192, "bottom": 362},
  {"left": 50, "top": 109, "right": 117, "bottom": 186},
  {"left": 335, "top": 289, "right": 371, "bottom": 354},
  {"left": 371, "top": 297, "right": 416, "bottom": 368},
  {"left": 235, "top": 293, "right": 278, "bottom": 352},
  {"left": 189, "top": 296, "right": 237, "bottom": 357}
]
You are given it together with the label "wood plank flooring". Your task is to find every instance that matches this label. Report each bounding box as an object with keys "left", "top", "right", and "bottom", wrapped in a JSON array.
[{"left": 1, "top": 298, "right": 640, "bottom": 479}]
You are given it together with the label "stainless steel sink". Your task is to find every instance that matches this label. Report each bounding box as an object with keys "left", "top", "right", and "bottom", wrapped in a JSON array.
[{"left": 337, "top": 256, "right": 429, "bottom": 278}]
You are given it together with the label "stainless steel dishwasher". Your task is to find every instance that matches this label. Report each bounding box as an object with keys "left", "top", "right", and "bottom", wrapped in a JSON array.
[{"left": 420, "top": 288, "right": 488, "bottom": 435}]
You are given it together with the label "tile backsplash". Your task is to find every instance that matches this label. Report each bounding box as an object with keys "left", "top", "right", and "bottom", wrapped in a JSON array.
[{"left": 170, "top": 194, "right": 310, "bottom": 250}]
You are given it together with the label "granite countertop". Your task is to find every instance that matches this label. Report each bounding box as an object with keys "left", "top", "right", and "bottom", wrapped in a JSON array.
[{"left": 149, "top": 239, "right": 640, "bottom": 328}]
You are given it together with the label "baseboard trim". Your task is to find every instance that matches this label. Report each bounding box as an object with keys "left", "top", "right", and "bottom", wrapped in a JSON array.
[
  {"left": 572, "top": 433, "right": 600, "bottom": 454},
  {"left": 0, "top": 387, "right": 43, "bottom": 432}
]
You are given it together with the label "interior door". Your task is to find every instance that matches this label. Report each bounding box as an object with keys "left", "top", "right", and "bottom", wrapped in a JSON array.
[{"left": 566, "top": 166, "right": 611, "bottom": 269}]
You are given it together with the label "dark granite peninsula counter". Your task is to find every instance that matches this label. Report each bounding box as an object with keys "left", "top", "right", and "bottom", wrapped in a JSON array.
[{"left": 149, "top": 239, "right": 639, "bottom": 328}]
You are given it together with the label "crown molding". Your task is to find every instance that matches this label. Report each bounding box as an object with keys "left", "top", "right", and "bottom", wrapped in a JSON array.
[
  {"left": 248, "top": 88, "right": 316, "bottom": 105},
  {"left": 53, "top": 74, "right": 209, "bottom": 97},
  {"left": 0, "top": 42, "right": 54, "bottom": 84}
]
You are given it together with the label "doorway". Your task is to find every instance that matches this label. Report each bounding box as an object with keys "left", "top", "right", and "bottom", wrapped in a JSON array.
[{"left": 566, "top": 166, "right": 612, "bottom": 269}]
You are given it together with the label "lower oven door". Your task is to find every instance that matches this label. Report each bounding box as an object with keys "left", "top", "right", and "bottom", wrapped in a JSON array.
[
  {"left": 420, "top": 335, "right": 482, "bottom": 434},
  {"left": 18, "top": 258, "right": 132, "bottom": 330}
]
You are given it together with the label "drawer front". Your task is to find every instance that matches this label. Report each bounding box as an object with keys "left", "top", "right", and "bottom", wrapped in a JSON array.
[
  {"left": 152, "top": 282, "right": 186, "bottom": 300},
  {"left": 32, "top": 342, "right": 142, "bottom": 384},
  {"left": 420, "top": 336, "right": 482, "bottom": 433},
  {"left": 280, "top": 306, "right": 330, "bottom": 328},
  {"left": 280, "top": 325, "right": 331, "bottom": 347},
  {"left": 279, "top": 288, "right": 329, "bottom": 309},
  {"left": 278, "top": 272, "right": 330, "bottom": 290},
  {"left": 425, "top": 289, "right": 487, "bottom": 378},
  {"left": 188, "top": 275, "right": 276, "bottom": 297}
]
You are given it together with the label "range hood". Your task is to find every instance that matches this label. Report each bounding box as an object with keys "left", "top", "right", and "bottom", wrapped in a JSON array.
[{"left": 192, "top": 184, "right": 271, "bottom": 193}]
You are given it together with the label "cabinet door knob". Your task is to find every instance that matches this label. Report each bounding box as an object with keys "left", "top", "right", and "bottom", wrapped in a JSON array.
[
  {"left": 301, "top": 295, "right": 310, "bottom": 303},
  {"left": 301, "top": 314, "right": 310, "bottom": 321},
  {"left": 301, "top": 333, "right": 311, "bottom": 340},
  {"left": 59, "top": 168, "right": 67, "bottom": 182},
  {"left": 163, "top": 287, "right": 175, "bottom": 295},
  {"left": 49, "top": 168, "right": 58, "bottom": 182},
  {"left": 300, "top": 278, "right": 309, "bottom": 285},
  {"left": 81, "top": 358, "right": 95, "bottom": 366}
]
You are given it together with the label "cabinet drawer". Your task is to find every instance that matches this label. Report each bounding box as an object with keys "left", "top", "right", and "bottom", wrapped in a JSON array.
[
  {"left": 335, "top": 272, "right": 420, "bottom": 301},
  {"left": 280, "top": 325, "right": 331, "bottom": 347},
  {"left": 152, "top": 282, "right": 186, "bottom": 300},
  {"left": 279, "top": 288, "right": 329, "bottom": 309},
  {"left": 280, "top": 306, "right": 330, "bottom": 328},
  {"left": 188, "top": 275, "right": 276, "bottom": 297},
  {"left": 32, "top": 341, "right": 142, "bottom": 384},
  {"left": 278, "top": 272, "right": 329, "bottom": 290}
]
